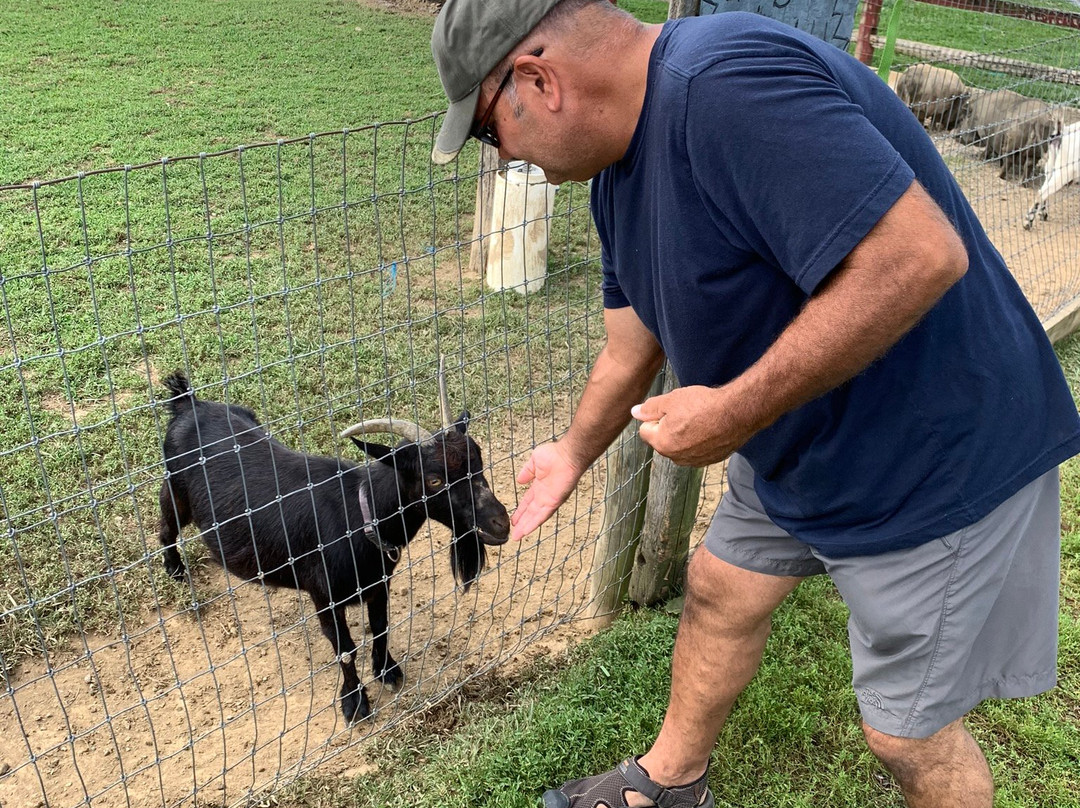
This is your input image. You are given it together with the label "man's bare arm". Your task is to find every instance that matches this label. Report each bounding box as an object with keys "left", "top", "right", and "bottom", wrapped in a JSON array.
[
  {"left": 511, "top": 305, "right": 665, "bottom": 539},
  {"left": 635, "top": 180, "right": 969, "bottom": 465},
  {"left": 560, "top": 305, "right": 666, "bottom": 468}
]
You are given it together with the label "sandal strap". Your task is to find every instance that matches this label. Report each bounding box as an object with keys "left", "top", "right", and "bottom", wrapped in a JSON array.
[
  {"left": 617, "top": 757, "right": 703, "bottom": 808},
  {"left": 542, "top": 756, "right": 712, "bottom": 808}
]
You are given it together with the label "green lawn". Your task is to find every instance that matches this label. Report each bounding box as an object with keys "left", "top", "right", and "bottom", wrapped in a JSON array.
[
  {"left": 0, "top": 0, "right": 604, "bottom": 670},
  {"left": 0, "top": 0, "right": 444, "bottom": 186},
  {"left": 868, "top": 0, "right": 1080, "bottom": 102}
]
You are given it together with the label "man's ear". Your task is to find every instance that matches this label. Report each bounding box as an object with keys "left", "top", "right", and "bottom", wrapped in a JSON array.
[{"left": 516, "top": 55, "right": 561, "bottom": 112}]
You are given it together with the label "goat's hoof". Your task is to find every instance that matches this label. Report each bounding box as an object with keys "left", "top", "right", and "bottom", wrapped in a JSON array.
[
  {"left": 377, "top": 663, "right": 404, "bottom": 692},
  {"left": 341, "top": 686, "right": 371, "bottom": 723},
  {"left": 164, "top": 560, "right": 187, "bottom": 581}
]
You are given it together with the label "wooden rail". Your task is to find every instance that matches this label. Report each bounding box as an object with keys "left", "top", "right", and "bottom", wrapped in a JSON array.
[
  {"left": 869, "top": 35, "right": 1080, "bottom": 84},
  {"left": 912, "top": 0, "right": 1080, "bottom": 31},
  {"left": 856, "top": 0, "right": 1080, "bottom": 66}
]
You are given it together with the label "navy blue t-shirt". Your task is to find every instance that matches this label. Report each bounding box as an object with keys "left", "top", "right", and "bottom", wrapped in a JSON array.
[{"left": 591, "top": 13, "right": 1080, "bottom": 557}]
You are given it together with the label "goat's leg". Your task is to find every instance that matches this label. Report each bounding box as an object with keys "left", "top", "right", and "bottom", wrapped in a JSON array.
[
  {"left": 1025, "top": 197, "right": 1048, "bottom": 229},
  {"left": 366, "top": 580, "right": 403, "bottom": 691},
  {"left": 1025, "top": 184, "right": 1052, "bottom": 228},
  {"left": 158, "top": 480, "right": 190, "bottom": 580},
  {"left": 314, "top": 598, "right": 370, "bottom": 722},
  {"left": 1025, "top": 178, "right": 1059, "bottom": 229},
  {"left": 1024, "top": 200, "right": 1039, "bottom": 229},
  {"left": 1027, "top": 161, "right": 1075, "bottom": 228}
]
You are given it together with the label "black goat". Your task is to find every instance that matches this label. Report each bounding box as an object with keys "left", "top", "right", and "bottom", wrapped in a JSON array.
[{"left": 156, "top": 369, "right": 510, "bottom": 722}]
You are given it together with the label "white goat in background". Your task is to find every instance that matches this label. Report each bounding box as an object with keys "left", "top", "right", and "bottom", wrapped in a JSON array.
[{"left": 1025, "top": 120, "right": 1080, "bottom": 230}]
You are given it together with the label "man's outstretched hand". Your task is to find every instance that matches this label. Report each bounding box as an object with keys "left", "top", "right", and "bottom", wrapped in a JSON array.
[{"left": 511, "top": 441, "right": 587, "bottom": 541}]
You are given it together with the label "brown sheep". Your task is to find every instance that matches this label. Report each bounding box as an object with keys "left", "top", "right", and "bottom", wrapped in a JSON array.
[
  {"left": 983, "top": 98, "right": 1058, "bottom": 182},
  {"left": 896, "top": 64, "right": 969, "bottom": 131},
  {"left": 955, "top": 88, "right": 1026, "bottom": 148}
]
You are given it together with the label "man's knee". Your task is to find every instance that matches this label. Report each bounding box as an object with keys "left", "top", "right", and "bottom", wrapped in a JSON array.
[
  {"left": 863, "top": 722, "right": 916, "bottom": 773},
  {"left": 684, "top": 550, "right": 752, "bottom": 620},
  {"left": 683, "top": 549, "right": 798, "bottom": 637},
  {"left": 862, "top": 719, "right": 967, "bottom": 777},
  {"left": 862, "top": 718, "right": 993, "bottom": 805}
]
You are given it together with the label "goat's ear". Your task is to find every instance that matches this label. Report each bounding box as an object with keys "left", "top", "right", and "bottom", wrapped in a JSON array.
[
  {"left": 349, "top": 437, "right": 395, "bottom": 459},
  {"left": 374, "top": 442, "right": 422, "bottom": 473},
  {"left": 453, "top": 409, "right": 471, "bottom": 434}
]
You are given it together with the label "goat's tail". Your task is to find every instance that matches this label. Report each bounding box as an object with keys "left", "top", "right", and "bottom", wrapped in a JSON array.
[{"left": 162, "top": 371, "right": 196, "bottom": 416}]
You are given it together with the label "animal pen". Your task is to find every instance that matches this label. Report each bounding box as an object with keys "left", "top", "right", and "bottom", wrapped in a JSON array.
[{"left": 1, "top": 3, "right": 1079, "bottom": 808}]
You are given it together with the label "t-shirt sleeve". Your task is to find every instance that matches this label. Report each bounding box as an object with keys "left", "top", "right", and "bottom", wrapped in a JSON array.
[
  {"left": 592, "top": 179, "right": 632, "bottom": 310},
  {"left": 685, "top": 53, "right": 916, "bottom": 294}
]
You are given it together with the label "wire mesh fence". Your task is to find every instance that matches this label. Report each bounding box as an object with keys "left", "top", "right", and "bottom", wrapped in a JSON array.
[
  {"left": 1, "top": 7, "right": 1079, "bottom": 806},
  {"left": 0, "top": 119, "right": 662, "bottom": 808},
  {"left": 871, "top": 0, "right": 1080, "bottom": 327}
]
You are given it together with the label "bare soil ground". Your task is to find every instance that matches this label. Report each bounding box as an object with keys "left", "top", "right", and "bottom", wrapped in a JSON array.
[
  {"left": 0, "top": 433, "right": 727, "bottom": 808},
  {"left": 938, "top": 133, "right": 1080, "bottom": 320},
  {"left": 885, "top": 71, "right": 1080, "bottom": 320}
]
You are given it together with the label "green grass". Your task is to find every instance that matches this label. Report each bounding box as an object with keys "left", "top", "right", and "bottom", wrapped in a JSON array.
[
  {"left": 0, "top": 0, "right": 444, "bottom": 185},
  {"left": 867, "top": 0, "right": 1080, "bottom": 103},
  {"left": 0, "top": 0, "right": 606, "bottom": 668}
]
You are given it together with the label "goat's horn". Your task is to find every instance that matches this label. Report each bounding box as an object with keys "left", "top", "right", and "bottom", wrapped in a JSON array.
[
  {"left": 438, "top": 354, "right": 453, "bottom": 429},
  {"left": 339, "top": 418, "right": 434, "bottom": 444}
]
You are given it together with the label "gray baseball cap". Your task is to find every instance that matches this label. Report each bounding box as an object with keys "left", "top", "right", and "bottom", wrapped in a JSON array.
[{"left": 430, "top": 0, "right": 562, "bottom": 164}]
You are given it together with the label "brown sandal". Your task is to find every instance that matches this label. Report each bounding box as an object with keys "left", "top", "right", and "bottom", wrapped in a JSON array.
[{"left": 542, "top": 756, "right": 713, "bottom": 808}]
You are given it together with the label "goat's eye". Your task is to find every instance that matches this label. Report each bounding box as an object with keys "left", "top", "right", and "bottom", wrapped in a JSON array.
[{"left": 426, "top": 475, "right": 444, "bottom": 490}]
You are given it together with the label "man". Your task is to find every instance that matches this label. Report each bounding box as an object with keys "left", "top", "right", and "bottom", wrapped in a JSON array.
[{"left": 430, "top": 2, "right": 1080, "bottom": 807}]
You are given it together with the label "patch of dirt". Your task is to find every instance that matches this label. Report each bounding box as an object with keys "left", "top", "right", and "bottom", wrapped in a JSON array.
[
  {"left": 932, "top": 128, "right": 1080, "bottom": 320},
  {"left": 0, "top": 416, "right": 727, "bottom": 808},
  {"left": 886, "top": 69, "right": 1080, "bottom": 319}
]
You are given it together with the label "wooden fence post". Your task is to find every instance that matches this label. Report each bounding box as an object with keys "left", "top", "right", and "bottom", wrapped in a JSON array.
[
  {"left": 668, "top": 0, "right": 700, "bottom": 18},
  {"left": 469, "top": 143, "right": 502, "bottom": 278},
  {"left": 587, "top": 373, "right": 664, "bottom": 623},
  {"left": 628, "top": 369, "right": 703, "bottom": 606},
  {"left": 856, "top": 0, "right": 884, "bottom": 64}
]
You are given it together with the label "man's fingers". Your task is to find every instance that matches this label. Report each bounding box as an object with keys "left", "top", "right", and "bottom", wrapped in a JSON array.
[
  {"left": 631, "top": 402, "right": 663, "bottom": 422},
  {"left": 511, "top": 502, "right": 546, "bottom": 541},
  {"left": 637, "top": 419, "right": 660, "bottom": 447},
  {"left": 516, "top": 458, "right": 536, "bottom": 485}
]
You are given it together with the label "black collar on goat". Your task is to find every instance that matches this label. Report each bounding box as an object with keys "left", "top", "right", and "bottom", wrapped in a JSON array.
[{"left": 343, "top": 416, "right": 511, "bottom": 575}]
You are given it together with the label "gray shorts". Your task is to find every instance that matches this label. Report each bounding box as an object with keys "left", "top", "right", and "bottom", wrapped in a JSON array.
[{"left": 704, "top": 453, "right": 1061, "bottom": 739}]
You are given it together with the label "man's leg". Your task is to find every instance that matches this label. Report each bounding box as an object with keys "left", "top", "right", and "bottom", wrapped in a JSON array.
[
  {"left": 635, "top": 549, "right": 802, "bottom": 791},
  {"left": 545, "top": 454, "right": 823, "bottom": 808},
  {"left": 825, "top": 469, "right": 1061, "bottom": 808},
  {"left": 862, "top": 719, "right": 992, "bottom": 808}
]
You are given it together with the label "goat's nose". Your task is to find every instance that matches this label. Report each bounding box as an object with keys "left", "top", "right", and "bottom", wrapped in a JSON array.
[{"left": 478, "top": 512, "right": 510, "bottom": 545}]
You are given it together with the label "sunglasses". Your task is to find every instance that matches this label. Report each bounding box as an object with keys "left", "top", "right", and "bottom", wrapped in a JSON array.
[{"left": 470, "top": 48, "right": 544, "bottom": 149}]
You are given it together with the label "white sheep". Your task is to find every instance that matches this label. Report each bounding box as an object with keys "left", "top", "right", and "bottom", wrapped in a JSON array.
[{"left": 1024, "top": 120, "right": 1080, "bottom": 230}]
